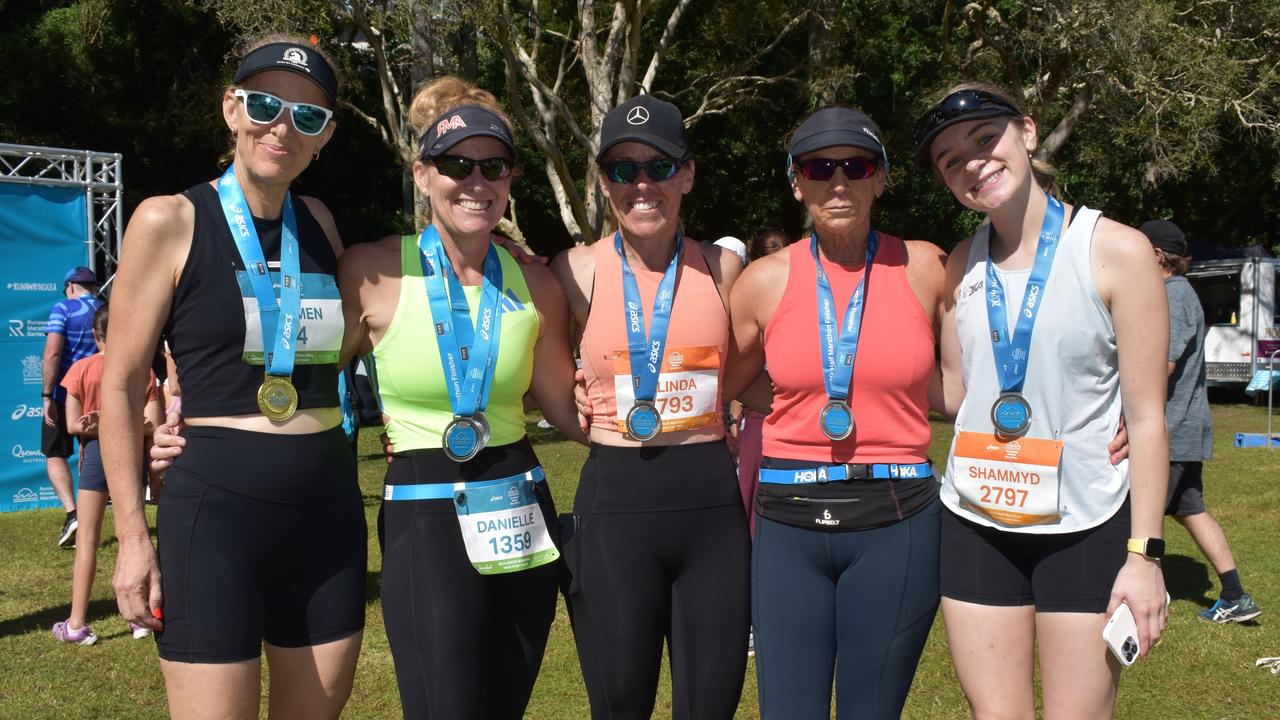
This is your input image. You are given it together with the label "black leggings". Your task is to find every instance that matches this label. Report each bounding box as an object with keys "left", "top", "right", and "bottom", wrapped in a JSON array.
[
  {"left": 380, "top": 438, "right": 559, "bottom": 720},
  {"left": 563, "top": 442, "right": 751, "bottom": 720}
]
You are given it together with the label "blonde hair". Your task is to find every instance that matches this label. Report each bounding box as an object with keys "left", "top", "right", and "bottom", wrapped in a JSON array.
[
  {"left": 409, "top": 76, "right": 514, "bottom": 141},
  {"left": 933, "top": 82, "right": 1059, "bottom": 195}
]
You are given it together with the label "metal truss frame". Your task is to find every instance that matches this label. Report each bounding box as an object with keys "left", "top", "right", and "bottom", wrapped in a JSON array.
[{"left": 0, "top": 143, "right": 123, "bottom": 289}]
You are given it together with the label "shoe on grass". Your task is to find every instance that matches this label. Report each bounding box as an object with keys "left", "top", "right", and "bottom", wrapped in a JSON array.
[
  {"left": 129, "top": 622, "right": 153, "bottom": 640},
  {"left": 52, "top": 620, "right": 98, "bottom": 646},
  {"left": 57, "top": 516, "right": 78, "bottom": 548},
  {"left": 1198, "top": 593, "right": 1261, "bottom": 623}
]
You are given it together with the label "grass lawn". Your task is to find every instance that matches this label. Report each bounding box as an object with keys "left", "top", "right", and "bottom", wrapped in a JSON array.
[{"left": 2, "top": 404, "right": 1278, "bottom": 718}]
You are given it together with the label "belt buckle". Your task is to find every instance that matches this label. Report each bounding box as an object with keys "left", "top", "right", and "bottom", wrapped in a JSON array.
[{"left": 843, "top": 463, "right": 864, "bottom": 481}]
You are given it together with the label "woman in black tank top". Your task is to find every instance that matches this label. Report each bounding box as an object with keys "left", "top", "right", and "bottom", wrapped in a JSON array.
[{"left": 99, "top": 36, "right": 365, "bottom": 719}]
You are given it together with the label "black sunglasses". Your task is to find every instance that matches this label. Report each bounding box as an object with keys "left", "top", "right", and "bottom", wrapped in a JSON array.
[
  {"left": 793, "top": 157, "right": 879, "bottom": 182},
  {"left": 432, "top": 155, "right": 515, "bottom": 181},
  {"left": 601, "top": 158, "right": 682, "bottom": 184},
  {"left": 912, "top": 90, "right": 1021, "bottom": 146}
]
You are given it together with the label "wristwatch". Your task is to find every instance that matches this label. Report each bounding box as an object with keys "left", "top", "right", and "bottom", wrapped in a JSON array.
[{"left": 1126, "top": 537, "right": 1166, "bottom": 560}]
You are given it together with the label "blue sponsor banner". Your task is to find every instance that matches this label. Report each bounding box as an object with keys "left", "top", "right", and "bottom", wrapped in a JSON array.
[{"left": 0, "top": 183, "right": 88, "bottom": 512}]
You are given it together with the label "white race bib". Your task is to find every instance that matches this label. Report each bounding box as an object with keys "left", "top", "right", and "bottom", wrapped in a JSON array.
[
  {"left": 951, "top": 431, "right": 1064, "bottom": 526},
  {"left": 238, "top": 270, "right": 343, "bottom": 365},
  {"left": 612, "top": 344, "right": 721, "bottom": 433},
  {"left": 453, "top": 472, "right": 559, "bottom": 575}
]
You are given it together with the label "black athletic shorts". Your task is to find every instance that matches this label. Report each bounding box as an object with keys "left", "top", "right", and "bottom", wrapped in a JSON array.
[
  {"left": 40, "top": 401, "right": 74, "bottom": 458},
  {"left": 1165, "top": 461, "right": 1206, "bottom": 516},
  {"left": 940, "top": 500, "right": 1130, "bottom": 613},
  {"left": 156, "top": 426, "right": 366, "bottom": 663}
]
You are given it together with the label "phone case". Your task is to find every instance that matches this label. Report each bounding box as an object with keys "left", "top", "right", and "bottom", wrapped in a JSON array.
[{"left": 1103, "top": 602, "right": 1140, "bottom": 666}]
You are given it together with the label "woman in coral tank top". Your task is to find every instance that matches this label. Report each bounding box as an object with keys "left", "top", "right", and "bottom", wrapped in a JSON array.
[
  {"left": 729, "top": 106, "right": 949, "bottom": 719},
  {"left": 551, "top": 94, "right": 762, "bottom": 719}
]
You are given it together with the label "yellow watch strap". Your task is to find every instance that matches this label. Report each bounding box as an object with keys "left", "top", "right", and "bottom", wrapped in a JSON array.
[{"left": 1126, "top": 538, "right": 1147, "bottom": 555}]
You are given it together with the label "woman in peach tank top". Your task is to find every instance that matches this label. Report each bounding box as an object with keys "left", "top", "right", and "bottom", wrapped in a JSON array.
[
  {"left": 729, "top": 106, "right": 949, "bottom": 719},
  {"left": 551, "top": 95, "right": 763, "bottom": 719}
]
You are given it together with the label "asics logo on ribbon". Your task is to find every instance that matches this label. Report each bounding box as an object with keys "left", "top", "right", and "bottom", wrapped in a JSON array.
[
  {"left": 1023, "top": 284, "right": 1040, "bottom": 319},
  {"left": 479, "top": 307, "right": 493, "bottom": 341},
  {"left": 280, "top": 312, "right": 294, "bottom": 349},
  {"left": 228, "top": 202, "right": 252, "bottom": 239},
  {"left": 626, "top": 107, "right": 650, "bottom": 125},
  {"left": 647, "top": 339, "right": 661, "bottom": 373},
  {"left": 626, "top": 301, "right": 642, "bottom": 333}
]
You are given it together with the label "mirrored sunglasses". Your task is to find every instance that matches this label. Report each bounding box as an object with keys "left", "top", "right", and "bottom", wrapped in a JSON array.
[
  {"left": 601, "top": 158, "right": 681, "bottom": 184},
  {"left": 233, "top": 89, "right": 333, "bottom": 136},
  {"left": 793, "top": 157, "right": 879, "bottom": 182}
]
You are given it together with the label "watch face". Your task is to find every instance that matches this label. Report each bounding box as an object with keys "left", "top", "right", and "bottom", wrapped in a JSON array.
[{"left": 1147, "top": 538, "right": 1166, "bottom": 559}]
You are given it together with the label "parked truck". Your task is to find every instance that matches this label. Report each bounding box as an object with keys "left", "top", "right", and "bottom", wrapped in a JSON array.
[{"left": 1186, "top": 257, "right": 1280, "bottom": 386}]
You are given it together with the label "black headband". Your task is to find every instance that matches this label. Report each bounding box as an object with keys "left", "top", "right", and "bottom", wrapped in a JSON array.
[
  {"left": 234, "top": 42, "right": 339, "bottom": 103},
  {"left": 419, "top": 105, "right": 517, "bottom": 160}
]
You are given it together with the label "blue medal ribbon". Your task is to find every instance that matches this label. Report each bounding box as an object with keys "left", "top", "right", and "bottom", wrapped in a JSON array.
[
  {"left": 984, "top": 194, "right": 1065, "bottom": 395},
  {"left": 215, "top": 164, "right": 301, "bottom": 378},
  {"left": 615, "top": 231, "right": 682, "bottom": 406},
  {"left": 812, "top": 230, "right": 878, "bottom": 404},
  {"left": 418, "top": 225, "right": 504, "bottom": 419}
]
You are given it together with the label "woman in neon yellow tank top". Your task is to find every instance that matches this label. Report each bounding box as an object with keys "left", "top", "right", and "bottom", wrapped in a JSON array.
[{"left": 338, "top": 76, "right": 586, "bottom": 719}]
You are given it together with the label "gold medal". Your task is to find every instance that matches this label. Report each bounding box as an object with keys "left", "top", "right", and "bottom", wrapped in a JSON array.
[{"left": 257, "top": 375, "right": 298, "bottom": 421}]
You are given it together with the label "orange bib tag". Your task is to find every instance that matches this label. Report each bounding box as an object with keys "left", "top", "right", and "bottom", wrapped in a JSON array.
[
  {"left": 951, "top": 431, "right": 1064, "bottom": 526},
  {"left": 612, "top": 345, "right": 721, "bottom": 433}
]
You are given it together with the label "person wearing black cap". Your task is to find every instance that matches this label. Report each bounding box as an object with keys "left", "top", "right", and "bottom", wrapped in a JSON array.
[
  {"left": 552, "top": 94, "right": 758, "bottom": 718},
  {"left": 100, "top": 34, "right": 365, "bottom": 717},
  {"left": 1141, "top": 219, "right": 1261, "bottom": 624},
  {"left": 42, "top": 266, "right": 103, "bottom": 547},
  {"left": 728, "top": 105, "right": 948, "bottom": 718},
  {"left": 920, "top": 83, "right": 1170, "bottom": 718},
  {"left": 338, "top": 75, "right": 586, "bottom": 719}
]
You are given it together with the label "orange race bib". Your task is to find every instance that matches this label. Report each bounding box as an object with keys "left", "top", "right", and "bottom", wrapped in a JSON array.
[
  {"left": 951, "top": 431, "right": 1064, "bottom": 526},
  {"left": 612, "top": 345, "right": 721, "bottom": 433}
]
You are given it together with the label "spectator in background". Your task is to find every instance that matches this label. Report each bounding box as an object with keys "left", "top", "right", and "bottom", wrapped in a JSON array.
[
  {"left": 1141, "top": 219, "right": 1261, "bottom": 624},
  {"left": 42, "top": 266, "right": 103, "bottom": 547},
  {"left": 714, "top": 236, "right": 749, "bottom": 267},
  {"left": 51, "top": 303, "right": 164, "bottom": 646}
]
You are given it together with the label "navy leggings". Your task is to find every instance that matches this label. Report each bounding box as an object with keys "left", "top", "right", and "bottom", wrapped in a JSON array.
[{"left": 752, "top": 497, "right": 941, "bottom": 719}]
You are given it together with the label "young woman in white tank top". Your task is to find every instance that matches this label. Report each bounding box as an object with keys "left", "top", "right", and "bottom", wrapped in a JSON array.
[{"left": 917, "top": 84, "right": 1170, "bottom": 718}]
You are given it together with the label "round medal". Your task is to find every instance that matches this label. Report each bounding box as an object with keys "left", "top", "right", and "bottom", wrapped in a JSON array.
[
  {"left": 818, "top": 400, "right": 854, "bottom": 441},
  {"left": 625, "top": 401, "right": 662, "bottom": 441},
  {"left": 257, "top": 375, "right": 298, "bottom": 422},
  {"left": 990, "top": 393, "right": 1032, "bottom": 437},
  {"left": 443, "top": 415, "right": 486, "bottom": 462}
]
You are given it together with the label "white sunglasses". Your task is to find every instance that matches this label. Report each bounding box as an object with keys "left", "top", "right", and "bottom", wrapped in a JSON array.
[{"left": 233, "top": 89, "right": 333, "bottom": 136}]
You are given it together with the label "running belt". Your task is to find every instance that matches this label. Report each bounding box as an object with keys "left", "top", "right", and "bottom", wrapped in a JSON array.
[
  {"left": 383, "top": 466, "right": 546, "bottom": 501},
  {"left": 758, "top": 461, "right": 932, "bottom": 485}
]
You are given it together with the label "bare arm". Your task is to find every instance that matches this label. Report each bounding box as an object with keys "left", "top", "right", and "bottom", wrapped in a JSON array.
[
  {"left": 936, "top": 237, "right": 973, "bottom": 419},
  {"left": 524, "top": 262, "right": 589, "bottom": 445},
  {"left": 1095, "top": 219, "right": 1170, "bottom": 656},
  {"left": 64, "top": 392, "right": 87, "bottom": 436},
  {"left": 101, "top": 193, "right": 191, "bottom": 630},
  {"left": 42, "top": 332, "right": 65, "bottom": 428},
  {"left": 726, "top": 260, "right": 771, "bottom": 412}
]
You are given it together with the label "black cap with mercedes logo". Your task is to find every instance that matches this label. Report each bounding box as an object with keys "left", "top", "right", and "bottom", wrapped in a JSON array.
[{"left": 596, "top": 95, "right": 691, "bottom": 162}]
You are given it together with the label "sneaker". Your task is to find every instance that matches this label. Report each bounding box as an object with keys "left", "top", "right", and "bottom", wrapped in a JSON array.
[
  {"left": 747, "top": 629, "right": 755, "bottom": 659},
  {"left": 57, "top": 516, "right": 78, "bottom": 548},
  {"left": 1198, "top": 593, "right": 1262, "bottom": 623},
  {"left": 51, "top": 620, "right": 98, "bottom": 646},
  {"left": 129, "top": 622, "right": 153, "bottom": 640}
]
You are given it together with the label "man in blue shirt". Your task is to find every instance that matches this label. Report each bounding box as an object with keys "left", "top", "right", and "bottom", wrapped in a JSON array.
[{"left": 42, "top": 267, "right": 103, "bottom": 547}]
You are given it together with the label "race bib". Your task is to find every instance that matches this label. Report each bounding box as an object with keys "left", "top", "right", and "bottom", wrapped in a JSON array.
[
  {"left": 951, "top": 431, "right": 1064, "bottom": 526},
  {"left": 454, "top": 473, "right": 559, "bottom": 575},
  {"left": 238, "top": 270, "right": 343, "bottom": 365},
  {"left": 612, "top": 345, "right": 721, "bottom": 433}
]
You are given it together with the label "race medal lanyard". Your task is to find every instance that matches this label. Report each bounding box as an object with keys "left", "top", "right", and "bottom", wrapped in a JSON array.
[
  {"left": 418, "top": 225, "right": 504, "bottom": 462},
  {"left": 812, "top": 230, "right": 878, "bottom": 441},
  {"left": 616, "top": 231, "right": 682, "bottom": 441},
  {"left": 985, "top": 193, "right": 1065, "bottom": 437},
  {"left": 216, "top": 164, "right": 301, "bottom": 422}
]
